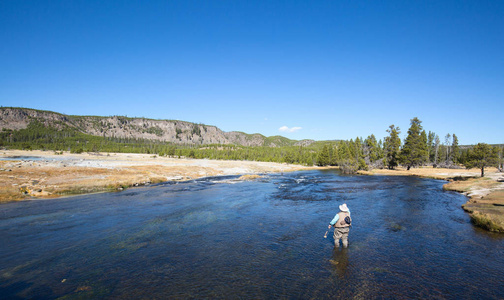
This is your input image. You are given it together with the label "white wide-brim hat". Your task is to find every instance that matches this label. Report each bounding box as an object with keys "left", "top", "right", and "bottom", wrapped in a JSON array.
[{"left": 339, "top": 203, "right": 349, "bottom": 212}]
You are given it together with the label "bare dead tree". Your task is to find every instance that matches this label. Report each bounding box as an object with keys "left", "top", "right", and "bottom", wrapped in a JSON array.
[{"left": 444, "top": 133, "right": 451, "bottom": 165}]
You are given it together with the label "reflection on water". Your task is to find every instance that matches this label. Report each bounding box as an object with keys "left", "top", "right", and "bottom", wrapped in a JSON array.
[
  {"left": 1, "top": 170, "right": 504, "bottom": 299},
  {"left": 330, "top": 247, "right": 350, "bottom": 279}
]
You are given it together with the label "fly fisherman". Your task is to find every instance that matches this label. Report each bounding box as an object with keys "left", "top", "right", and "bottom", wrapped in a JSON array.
[{"left": 328, "top": 203, "right": 352, "bottom": 248}]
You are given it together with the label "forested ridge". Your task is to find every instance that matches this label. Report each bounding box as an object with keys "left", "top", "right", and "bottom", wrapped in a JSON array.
[
  {"left": 0, "top": 107, "right": 313, "bottom": 147},
  {"left": 1, "top": 108, "right": 502, "bottom": 173}
]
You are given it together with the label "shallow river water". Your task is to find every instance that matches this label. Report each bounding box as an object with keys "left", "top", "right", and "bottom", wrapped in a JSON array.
[{"left": 1, "top": 170, "right": 504, "bottom": 299}]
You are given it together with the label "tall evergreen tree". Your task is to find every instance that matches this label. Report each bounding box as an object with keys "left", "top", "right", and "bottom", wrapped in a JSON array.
[
  {"left": 364, "top": 134, "right": 380, "bottom": 166},
  {"left": 347, "top": 139, "right": 357, "bottom": 161},
  {"left": 330, "top": 144, "right": 339, "bottom": 166},
  {"left": 400, "top": 117, "right": 427, "bottom": 170},
  {"left": 353, "top": 137, "right": 367, "bottom": 170},
  {"left": 353, "top": 138, "right": 363, "bottom": 165},
  {"left": 316, "top": 144, "right": 331, "bottom": 166},
  {"left": 383, "top": 125, "right": 401, "bottom": 170},
  {"left": 338, "top": 141, "right": 351, "bottom": 161}
]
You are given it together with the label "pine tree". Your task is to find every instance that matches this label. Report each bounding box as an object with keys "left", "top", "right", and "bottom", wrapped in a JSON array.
[
  {"left": 400, "top": 117, "right": 427, "bottom": 170},
  {"left": 316, "top": 144, "right": 331, "bottom": 166},
  {"left": 338, "top": 141, "right": 351, "bottom": 161},
  {"left": 330, "top": 144, "right": 339, "bottom": 166},
  {"left": 364, "top": 134, "right": 380, "bottom": 166},
  {"left": 383, "top": 125, "right": 401, "bottom": 170}
]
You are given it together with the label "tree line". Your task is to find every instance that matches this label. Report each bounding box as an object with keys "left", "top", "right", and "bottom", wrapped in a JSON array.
[
  {"left": 315, "top": 117, "right": 503, "bottom": 176},
  {"left": 1, "top": 117, "right": 502, "bottom": 176}
]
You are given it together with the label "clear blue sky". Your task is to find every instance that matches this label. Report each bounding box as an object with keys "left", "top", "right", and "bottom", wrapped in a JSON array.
[{"left": 1, "top": 1, "right": 503, "bottom": 145}]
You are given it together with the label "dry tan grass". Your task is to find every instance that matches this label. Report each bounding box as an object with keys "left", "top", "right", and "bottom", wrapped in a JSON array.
[
  {"left": 0, "top": 164, "right": 205, "bottom": 202},
  {"left": 481, "top": 190, "right": 504, "bottom": 204},
  {"left": 0, "top": 150, "right": 311, "bottom": 202},
  {"left": 443, "top": 177, "right": 498, "bottom": 193}
]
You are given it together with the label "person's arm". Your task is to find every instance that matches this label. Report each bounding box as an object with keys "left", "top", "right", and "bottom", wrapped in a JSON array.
[{"left": 328, "top": 214, "right": 340, "bottom": 228}]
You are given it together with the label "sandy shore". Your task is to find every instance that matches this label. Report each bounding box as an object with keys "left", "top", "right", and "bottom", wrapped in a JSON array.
[{"left": 0, "top": 150, "right": 313, "bottom": 202}]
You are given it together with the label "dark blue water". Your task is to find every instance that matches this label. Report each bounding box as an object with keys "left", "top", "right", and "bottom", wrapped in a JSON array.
[{"left": 1, "top": 170, "right": 503, "bottom": 299}]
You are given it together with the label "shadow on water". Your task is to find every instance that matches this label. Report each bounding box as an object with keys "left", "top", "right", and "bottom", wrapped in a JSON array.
[{"left": 1, "top": 170, "right": 504, "bottom": 299}]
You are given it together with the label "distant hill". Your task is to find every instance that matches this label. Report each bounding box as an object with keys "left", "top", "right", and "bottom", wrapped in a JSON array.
[{"left": 0, "top": 107, "right": 315, "bottom": 147}]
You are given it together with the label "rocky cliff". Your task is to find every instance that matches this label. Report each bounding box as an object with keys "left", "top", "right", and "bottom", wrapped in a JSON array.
[{"left": 0, "top": 107, "right": 314, "bottom": 147}]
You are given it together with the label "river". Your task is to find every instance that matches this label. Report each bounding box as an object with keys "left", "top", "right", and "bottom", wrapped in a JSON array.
[{"left": 1, "top": 170, "right": 503, "bottom": 299}]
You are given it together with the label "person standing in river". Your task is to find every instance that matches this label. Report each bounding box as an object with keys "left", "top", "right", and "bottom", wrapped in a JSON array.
[{"left": 328, "top": 203, "right": 352, "bottom": 248}]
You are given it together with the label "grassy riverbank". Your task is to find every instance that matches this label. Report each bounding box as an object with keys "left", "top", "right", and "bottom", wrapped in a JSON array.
[{"left": 444, "top": 177, "right": 504, "bottom": 233}]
